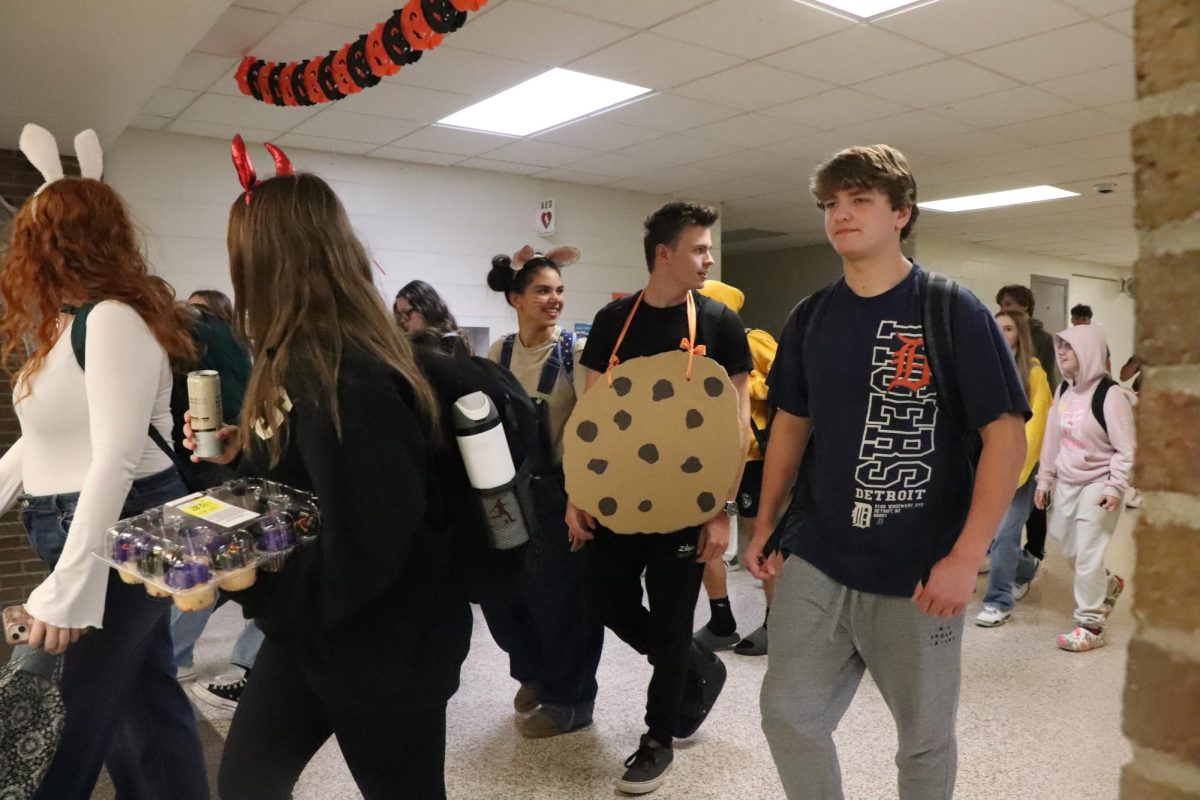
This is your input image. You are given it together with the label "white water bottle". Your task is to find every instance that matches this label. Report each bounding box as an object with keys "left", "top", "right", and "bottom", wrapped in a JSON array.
[{"left": 452, "top": 392, "right": 529, "bottom": 550}]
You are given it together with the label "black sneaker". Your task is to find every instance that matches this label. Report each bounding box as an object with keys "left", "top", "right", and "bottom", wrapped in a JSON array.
[
  {"left": 190, "top": 671, "right": 248, "bottom": 712},
  {"left": 616, "top": 735, "right": 673, "bottom": 795}
]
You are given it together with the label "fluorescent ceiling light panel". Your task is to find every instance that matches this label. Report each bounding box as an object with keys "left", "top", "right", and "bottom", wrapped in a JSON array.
[
  {"left": 793, "top": 0, "right": 939, "bottom": 20},
  {"left": 920, "top": 185, "right": 1080, "bottom": 213},
  {"left": 437, "top": 69, "right": 651, "bottom": 137}
]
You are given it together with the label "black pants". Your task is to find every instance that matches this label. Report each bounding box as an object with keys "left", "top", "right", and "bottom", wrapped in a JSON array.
[
  {"left": 218, "top": 604, "right": 471, "bottom": 800},
  {"left": 587, "top": 526, "right": 705, "bottom": 747},
  {"left": 480, "top": 471, "right": 604, "bottom": 707}
]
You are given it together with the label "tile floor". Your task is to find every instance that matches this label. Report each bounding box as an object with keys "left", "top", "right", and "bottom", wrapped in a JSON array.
[{"left": 186, "top": 509, "right": 1137, "bottom": 800}]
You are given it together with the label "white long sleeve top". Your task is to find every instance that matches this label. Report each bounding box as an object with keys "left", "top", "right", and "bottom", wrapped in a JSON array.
[{"left": 0, "top": 301, "right": 174, "bottom": 629}]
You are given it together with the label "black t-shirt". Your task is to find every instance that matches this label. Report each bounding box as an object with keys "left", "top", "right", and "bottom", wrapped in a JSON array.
[
  {"left": 580, "top": 290, "right": 753, "bottom": 378},
  {"left": 768, "top": 264, "right": 1029, "bottom": 596}
]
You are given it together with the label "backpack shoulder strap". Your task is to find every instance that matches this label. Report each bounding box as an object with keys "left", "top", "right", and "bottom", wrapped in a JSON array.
[
  {"left": 500, "top": 333, "right": 517, "bottom": 370},
  {"left": 1093, "top": 375, "right": 1117, "bottom": 434},
  {"left": 921, "top": 270, "right": 964, "bottom": 423},
  {"left": 66, "top": 301, "right": 98, "bottom": 371},
  {"left": 558, "top": 328, "right": 575, "bottom": 382}
]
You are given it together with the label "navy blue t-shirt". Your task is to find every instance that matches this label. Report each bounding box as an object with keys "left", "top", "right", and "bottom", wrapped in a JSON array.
[{"left": 768, "top": 264, "right": 1030, "bottom": 596}]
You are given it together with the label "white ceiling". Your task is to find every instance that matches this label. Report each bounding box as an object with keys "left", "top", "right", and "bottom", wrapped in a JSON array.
[{"left": 9, "top": 0, "right": 1140, "bottom": 265}]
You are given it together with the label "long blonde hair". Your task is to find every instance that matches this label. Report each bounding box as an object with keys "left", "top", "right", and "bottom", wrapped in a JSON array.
[
  {"left": 227, "top": 173, "right": 438, "bottom": 462},
  {"left": 996, "top": 309, "right": 1033, "bottom": 399}
]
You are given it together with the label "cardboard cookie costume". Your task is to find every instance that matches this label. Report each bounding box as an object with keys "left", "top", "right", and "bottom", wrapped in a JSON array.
[{"left": 564, "top": 292, "right": 742, "bottom": 533}]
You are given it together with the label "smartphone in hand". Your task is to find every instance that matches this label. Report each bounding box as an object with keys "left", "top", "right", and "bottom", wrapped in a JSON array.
[{"left": 3, "top": 605, "right": 33, "bottom": 645}]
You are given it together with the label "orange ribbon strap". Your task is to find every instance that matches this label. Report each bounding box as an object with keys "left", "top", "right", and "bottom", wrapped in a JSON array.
[{"left": 605, "top": 290, "right": 703, "bottom": 388}]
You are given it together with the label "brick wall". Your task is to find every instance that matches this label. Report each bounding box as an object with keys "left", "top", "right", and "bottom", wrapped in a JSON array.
[
  {"left": 0, "top": 148, "right": 78, "bottom": 657},
  {"left": 1122, "top": 2, "right": 1200, "bottom": 798}
]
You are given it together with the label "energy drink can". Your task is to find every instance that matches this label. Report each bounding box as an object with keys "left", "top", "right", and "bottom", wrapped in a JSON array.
[{"left": 188, "top": 370, "right": 224, "bottom": 459}]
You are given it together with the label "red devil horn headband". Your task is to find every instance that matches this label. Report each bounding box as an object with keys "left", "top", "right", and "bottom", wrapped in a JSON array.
[{"left": 231, "top": 134, "right": 295, "bottom": 204}]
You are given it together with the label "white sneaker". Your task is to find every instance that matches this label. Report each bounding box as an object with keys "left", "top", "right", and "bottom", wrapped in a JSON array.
[
  {"left": 1012, "top": 557, "right": 1041, "bottom": 601},
  {"left": 176, "top": 665, "right": 197, "bottom": 683},
  {"left": 975, "top": 605, "right": 1012, "bottom": 627}
]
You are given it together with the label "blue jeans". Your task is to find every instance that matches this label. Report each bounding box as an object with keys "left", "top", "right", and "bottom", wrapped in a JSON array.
[
  {"left": 480, "top": 469, "right": 604, "bottom": 711},
  {"left": 983, "top": 476, "right": 1041, "bottom": 611},
  {"left": 172, "top": 598, "right": 264, "bottom": 671},
  {"left": 16, "top": 467, "right": 209, "bottom": 800}
]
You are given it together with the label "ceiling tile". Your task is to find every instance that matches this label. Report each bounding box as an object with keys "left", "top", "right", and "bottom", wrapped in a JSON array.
[
  {"left": 483, "top": 139, "right": 601, "bottom": 167},
  {"left": 1010, "top": 155, "right": 1134, "bottom": 186},
  {"left": 388, "top": 47, "right": 546, "bottom": 99},
  {"left": 336, "top": 83, "right": 474, "bottom": 122},
  {"left": 369, "top": 146, "right": 465, "bottom": 166},
  {"left": 532, "top": 119, "right": 664, "bottom": 150},
  {"left": 763, "top": 25, "right": 944, "bottom": 86},
  {"left": 194, "top": 6, "right": 283, "bottom": 58},
  {"left": 1100, "top": 8, "right": 1134, "bottom": 36},
  {"left": 1048, "top": 132, "right": 1130, "bottom": 160},
  {"left": 141, "top": 88, "right": 200, "bottom": 118},
  {"left": 290, "top": 0, "right": 403, "bottom": 30},
  {"left": 692, "top": 174, "right": 799, "bottom": 198},
  {"left": 569, "top": 33, "right": 743, "bottom": 90},
  {"left": 963, "top": 22, "right": 1132, "bottom": 84},
  {"left": 166, "top": 119, "right": 283, "bottom": 143},
  {"left": 524, "top": 0, "right": 710, "bottom": 28},
  {"left": 535, "top": 168, "right": 619, "bottom": 186},
  {"left": 671, "top": 63, "right": 832, "bottom": 111},
  {"left": 651, "top": 0, "right": 853, "bottom": 59},
  {"left": 875, "top": 0, "right": 1087, "bottom": 55},
  {"left": 834, "top": 110, "right": 974, "bottom": 145},
  {"left": 695, "top": 148, "right": 807, "bottom": 176},
  {"left": 618, "top": 135, "right": 743, "bottom": 164},
  {"left": 605, "top": 178, "right": 678, "bottom": 195},
  {"left": 561, "top": 152, "right": 669, "bottom": 179},
  {"left": 164, "top": 53, "right": 238, "bottom": 92},
  {"left": 688, "top": 114, "right": 820, "bottom": 147},
  {"left": 1039, "top": 64, "right": 1136, "bottom": 107},
  {"left": 459, "top": 158, "right": 544, "bottom": 175},
  {"left": 129, "top": 115, "right": 170, "bottom": 131},
  {"left": 178, "top": 92, "right": 319, "bottom": 132},
  {"left": 1059, "top": 0, "right": 1133, "bottom": 15},
  {"left": 600, "top": 93, "right": 741, "bottom": 133},
  {"left": 640, "top": 165, "right": 736, "bottom": 189},
  {"left": 234, "top": 0, "right": 304, "bottom": 12},
  {"left": 274, "top": 133, "right": 376, "bottom": 155},
  {"left": 449, "top": 1, "right": 633, "bottom": 67},
  {"left": 391, "top": 126, "right": 513, "bottom": 156},
  {"left": 762, "top": 88, "right": 910, "bottom": 129},
  {"left": 1099, "top": 100, "right": 1140, "bottom": 122},
  {"left": 908, "top": 129, "right": 1029, "bottom": 160},
  {"left": 246, "top": 16, "right": 362, "bottom": 62},
  {"left": 932, "top": 86, "right": 1082, "bottom": 128},
  {"left": 994, "top": 109, "right": 1128, "bottom": 144},
  {"left": 757, "top": 130, "right": 861, "bottom": 160},
  {"left": 854, "top": 60, "right": 1018, "bottom": 108},
  {"left": 289, "top": 110, "right": 423, "bottom": 144}
]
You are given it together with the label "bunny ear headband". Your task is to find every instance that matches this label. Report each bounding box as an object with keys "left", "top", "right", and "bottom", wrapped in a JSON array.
[
  {"left": 231, "top": 134, "right": 295, "bottom": 204},
  {"left": 19, "top": 123, "right": 104, "bottom": 197},
  {"left": 511, "top": 244, "right": 581, "bottom": 271}
]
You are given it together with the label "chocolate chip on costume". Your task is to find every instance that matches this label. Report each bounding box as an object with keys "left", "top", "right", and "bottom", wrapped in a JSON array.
[
  {"left": 614, "top": 410, "right": 632, "bottom": 430},
  {"left": 588, "top": 459, "right": 609, "bottom": 475},
  {"left": 598, "top": 497, "right": 618, "bottom": 516},
  {"left": 638, "top": 444, "right": 659, "bottom": 464},
  {"left": 638, "top": 500, "right": 653, "bottom": 512},
  {"left": 686, "top": 409, "right": 704, "bottom": 429},
  {"left": 613, "top": 376, "right": 633, "bottom": 397},
  {"left": 681, "top": 457, "right": 702, "bottom": 474},
  {"left": 704, "top": 377, "right": 724, "bottom": 398},
  {"left": 577, "top": 420, "right": 599, "bottom": 443},
  {"left": 697, "top": 492, "right": 717, "bottom": 513},
  {"left": 652, "top": 379, "right": 675, "bottom": 401}
]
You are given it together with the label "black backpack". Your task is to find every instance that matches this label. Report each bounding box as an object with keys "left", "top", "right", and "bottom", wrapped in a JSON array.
[
  {"left": 1056, "top": 375, "right": 1119, "bottom": 434},
  {"left": 67, "top": 302, "right": 251, "bottom": 492},
  {"left": 415, "top": 345, "right": 539, "bottom": 603}
]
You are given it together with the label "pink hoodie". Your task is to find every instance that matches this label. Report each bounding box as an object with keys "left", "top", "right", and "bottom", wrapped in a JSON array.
[{"left": 1037, "top": 324, "right": 1136, "bottom": 498}]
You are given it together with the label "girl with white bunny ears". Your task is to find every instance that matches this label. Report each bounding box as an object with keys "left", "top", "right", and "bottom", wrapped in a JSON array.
[{"left": 0, "top": 124, "right": 208, "bottom": 800}]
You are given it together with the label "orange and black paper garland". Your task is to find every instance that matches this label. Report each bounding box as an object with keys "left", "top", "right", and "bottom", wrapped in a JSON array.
[{"left": 234, "top": 0, "right": 488, "bottom": 107}]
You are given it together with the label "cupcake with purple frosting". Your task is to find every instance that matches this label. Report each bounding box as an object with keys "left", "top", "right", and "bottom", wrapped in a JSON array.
[
  {"left": 138, "top": 544, "right": 179, "bottom": 598},
  {"left": 253, "top": 512, "right": 299, "bottom": 572},
  {"left": 167, "top": 561, "right": 216, "bottom": 611}
]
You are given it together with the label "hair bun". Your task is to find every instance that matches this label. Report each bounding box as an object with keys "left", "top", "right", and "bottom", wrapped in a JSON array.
[{"left": 487, "top": 254, "right": 514, "bottom": 293}]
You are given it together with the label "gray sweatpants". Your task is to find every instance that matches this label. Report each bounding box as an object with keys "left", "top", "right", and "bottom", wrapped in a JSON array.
[{"left": 760, "top": 557, "right": 964, "bottom": 800}]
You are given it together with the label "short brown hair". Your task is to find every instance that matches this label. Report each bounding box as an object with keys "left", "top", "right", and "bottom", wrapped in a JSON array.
[
  {"left": 810, "top": 144, "right": 919, "bottom": 240},
  {"left": 643, "top": 201, "right": 719, "bottom": 271},
  {"left": 996, "top": 284, "right": 1034, "bottom": 314}
]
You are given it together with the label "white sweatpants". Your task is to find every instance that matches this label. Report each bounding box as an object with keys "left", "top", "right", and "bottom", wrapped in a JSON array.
[{"left": 1048, "top": 481, "right": 1122, "bottom": 628}]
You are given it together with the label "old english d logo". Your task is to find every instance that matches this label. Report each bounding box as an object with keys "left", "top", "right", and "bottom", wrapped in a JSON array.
[{"left": 887, "top": 334, "right": 930, "bottom": 392}]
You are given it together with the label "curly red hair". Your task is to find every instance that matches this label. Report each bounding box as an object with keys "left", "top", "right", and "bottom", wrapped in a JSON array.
[{"left": 0, "top": 178, "right": 195, "bottom": 396}]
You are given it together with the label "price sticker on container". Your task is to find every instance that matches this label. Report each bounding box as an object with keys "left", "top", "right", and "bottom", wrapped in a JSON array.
[{"left": 176, "top": 496, "right": 260, "bottom": 528}]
